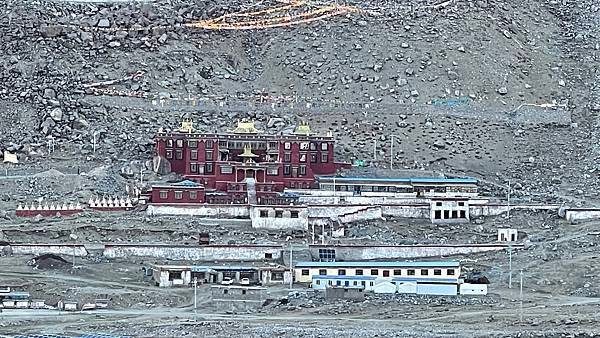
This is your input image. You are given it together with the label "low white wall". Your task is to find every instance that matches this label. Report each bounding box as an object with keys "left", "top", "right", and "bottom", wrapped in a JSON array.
[
  {"left": 339, "top": 206, "right": 382, "bottom": 223},
  {"left": 381, "top": 205, "right": 429, "bottom": 218},
  {"left": 565, "top": 209, "right": 600, "bottom": 223},
  {"left": 147, "top": 204, "right": 250, "bottom": 218},
  {"left": 7, "top": 245, "right": 88, "bottom": 257},
  {"left": 103, "top": 244, "right": 282, "bottom": 261},
  {"left": 250, "top": 207, "right": 309, "bottom": 230},
  {"left": 460, "top": 283, "right": 488, "bottom": 295}
]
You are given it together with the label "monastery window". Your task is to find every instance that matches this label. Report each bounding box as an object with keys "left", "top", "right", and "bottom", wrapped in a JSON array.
[
  {"left": 166, "top": 139, "right": 174, "bottom": 148},
  {"left": 434, "top": 210, "right": 442, "bottom": 219},
  {"left": 166, "top": 150, "right": 173, "bottom": 159},
  {"left": 383, "top": 270, "right": 390, "bottom": 277},
  {"left": 175, "top": 150, "right": 183, "bottom": 160},
  {"left": 434, "top": 269, "right": 442, "bottom": 276},
  {"left": 315, "top": 280, "right": 320, "bottom": 285},
  {"left": 407, "top": 269, "right": 415, "bottom": 276},
  {"left": 436, "top": 202, "right": 442, "bottom": 206},
  {"left": 301, "top": 269, "right": 309, "bottom": 276},
  {"left": 338, "top": 269, "right": 346, "bottom": 276},
  {"left": 190, "top": 150, "right": 198, "bottom": 160},
  {"left": 220, "top": 166, "right": 233, "bottom": 174},
  {"left": 447, "top": 269, "right": 455, "bottom": 276},
  {"left": 321, "top": 143, "right": 328, "bottom": 151},
  {"left": 310, "top": 153, "right": 317, "bottom": 163},
  {"left": 393, "top": 270, "right": 402, "bottom": 276},
  {"left": 284, "top": 142, "right": 291, "bottom": 150},
  {"left": 275, "top": 210, "right": 283, "bottom": 218},
  {"left": 300, "top": 142, "right": 309, "bottom": 150},
  {"left": 444, "top": 210, "right": 450, "bottom": 219},
  {"left": 268, "top": 141, "right": 278, "bottom": 149},
  {"left": 159, "top": 191, "right": 168, "bottom": 199},
  {"left": 421, "top": 269, "right": 429, "bottom": 276},
  {"left": 206, "top": 151, "right": 213, "bottom": 161},
  {"left": 205, "top": 163, "right": 214, "bottom": 174},
  {"left": 259, "top": 210, "right": 268, "bottom": 218},
  {"left": 176, "top": 139, "right": 184, "bottom": 148},
  {"left": 267, "top": 167, "right": 279, "bottom": 176},
  {"left": 310, "top": 142, "right": 317, "bottom": 151},
  {"left": 355, "top": 269, "right": 363, "bottom": 276},
  {"left": 458, "top": 202, "right": 465, "bottom": 206},
  {"left": 188, "top": 140, "right": 198, "bottom": 148},
  {"left": 321, "top": 154, "right": 329, "bottom": 163},
  {"left": 290, "top": 210, "right": 299, "bottom": 218},
  {"left": 299, "top": 166, "right": 306, "bottom": 176},
  {"left": 219, "top": 140, "right": 227, "bottom": 148},
  {"left": 452, "top": 210, "right": 458, "bottom": 218},
  {"left": 174, "top": 191, "right": 183, "bottom": 200},
  {"left": 190, "top": 163, "right": 197, "bottom": 173},
  {"left": 284, "top": 153, "right": 291, "bottom": 162},
  {"left": 460, "top": 210, "right": 466, "bottom": 218},
  {"left": 189, "top": 191, "right": 197, "bottom": 200},
  {"left": 283, "top": 165, "right": 291, "bottom": 176},
  {"left": 299, "top": 153, "right": 307, "bottom": 162},
  {"left": 265, "top": 253, "right": 273, "bottom": 259},
  {"left": 206, "top": 140, "right": 214, "bottom": 148},
  {"left": 370, "top": 269, "right": 378, "bottom": 276},
  {"left": 319, "top": 269, "right": 327, "bottom": 275}
]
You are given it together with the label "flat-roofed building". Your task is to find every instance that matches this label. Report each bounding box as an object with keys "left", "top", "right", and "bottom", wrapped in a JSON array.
[{"left": 295, "top": 261, "right": 460, "bottom": 284}]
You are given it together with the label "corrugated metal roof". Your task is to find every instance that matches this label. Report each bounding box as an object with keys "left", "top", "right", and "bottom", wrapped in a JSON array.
[
  {"left": 296, "top": 261, "right": 460, "bottom": 268},
  {"left": 316, "top": 176, "right": 477, "bottom": 184}
]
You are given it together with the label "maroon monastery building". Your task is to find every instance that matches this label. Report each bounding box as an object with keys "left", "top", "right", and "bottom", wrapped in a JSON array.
[{"left": 154, "top": 120, "right": 349, "bottom": 199}]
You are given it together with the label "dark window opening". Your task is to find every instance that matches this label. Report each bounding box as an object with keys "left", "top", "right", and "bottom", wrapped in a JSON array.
[
  {"left": 407, "top": 269, "right": 415, "bottom": 276},
  {"left": 265, "top": 253, "right": 273, "bottom": 259},
  {"left": 393, "top": 269, "right": 402, "bottom": 276},
  {"left": 319, "top": 269, "right": 327, "bottom": 275},
  {"left": 301, "top": 269, "right": 309, "bottom": 276},
  {"left": 338, "top": 269, "right": 346, "bottom": 276},
  {"left": 444, "top": 210, "right": 450, "bottom": 219},
  {"left": 460, "top": 210, "right": 466, "bottom": 218},
  {"left": 447, "top": 269, "right": 455, "bottom": 276},
  {"left": 452, "top": 210, "right": 458, "bottom": 218},
  {"left": 275, "top": 210, "right": 283, "bottom": 218},
  {"left": 370, "top": 269, "right": 378, "bottom": 276},
  {"left": 259, "top": 210, "right": 268, "bottom": 217},
  {"left": 421, "top": 269, "right": 429, "bottom": 276},
  {"left": 383, "top": 270, "right": 390, "bottom": 277},
  {"left": 434, "top": 210, "right": 442, "bottom": 219},
  {"left": 434, "top": 269, "right": 442, "bottom": 276},
  {"left": 290, "top": 210, "right": 299, "bottom": 218},
  {"left": 356, "top": 269, "right": 363, "bottom": 276}
]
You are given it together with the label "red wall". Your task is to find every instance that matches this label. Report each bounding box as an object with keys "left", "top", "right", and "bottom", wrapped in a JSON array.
[{"left": 151, "top": 187, "right": 206, "bottom": 204}]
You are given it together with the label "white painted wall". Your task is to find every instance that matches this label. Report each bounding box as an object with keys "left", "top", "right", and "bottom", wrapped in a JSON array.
[
  {"left": 147, "top": 204, "right": 250, "bottom": 218},
  {"left": 250, "top": 206, "right": 309, "bottom": 230},
  {"left": 565, "top": 209, "right": 600, "bottom": 223}
]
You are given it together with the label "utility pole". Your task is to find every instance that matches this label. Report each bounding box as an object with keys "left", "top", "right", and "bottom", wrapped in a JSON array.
[
  {"left": 288, "top": 245, "right": 293, "bottom": 289},
  {"left": 140, "top": 167, "right": 144, "bottom": 186},
  {"left": 390, "top": 135, "right": 394, "bottom": 170},
  {"left": 193, "top": 277, "right": 198, "bottom": 311},
  {"left": 508, "top": 245, "right": 512, "bottom": 289},
  {"left": 519, "top": 269, "right": 524, "bottom": 322},
  {"left": 507, "top": 180, "right": 511, "bottom": 219}
]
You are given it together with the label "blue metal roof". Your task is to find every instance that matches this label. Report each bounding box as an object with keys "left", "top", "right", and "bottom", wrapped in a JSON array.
[
  {"left": 316, "top": 176, "right": 477, "bottom": 184},
  {"left": 296, "top": 261, "right": 460, "bottom": 268}
]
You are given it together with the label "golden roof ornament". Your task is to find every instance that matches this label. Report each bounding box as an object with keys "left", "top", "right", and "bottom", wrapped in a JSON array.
[
  {"left": 294, "top": 121, "right": 311, "bottom": 136},
  {"left": 232, "top": 120, "right": 261, "bottom": 134},
  {"left": 180, "top": 119, "right": 194, "bottom": 133}
]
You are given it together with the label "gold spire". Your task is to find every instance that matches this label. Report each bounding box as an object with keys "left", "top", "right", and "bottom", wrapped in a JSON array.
[
  {"left": 294, "top": 121, "right": 311, "bottom": 136},
  {"left": 232, "top": 120, "right": 261, "bottom": 134},
  {"left": 180, "top": 119, "right": 194, "bottom": 133}
]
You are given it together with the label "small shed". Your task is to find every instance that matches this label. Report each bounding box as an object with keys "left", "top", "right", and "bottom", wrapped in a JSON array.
[
  {"left": 417, "top": 283, "right": 458, "bottom": 296},
  {"left": 396, "top": 281, "right": 417, "bottom": 294},
  {"left": 325, "top": 287, "right": 365, "bottom": 301},
  {"left": 460, "top": 283, "right": 488, "bottom": 295},
  {"left": 373, "top": 281, "right": 396, "bottom": 294}
]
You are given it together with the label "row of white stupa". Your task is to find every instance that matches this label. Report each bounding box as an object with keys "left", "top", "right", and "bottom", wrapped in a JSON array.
[
  {"left": 88, "top": 196, "right": 133, "bottom": 208},
  {"left": 17, "top": 196, "right": 133, "bottom": 211},
  {"left": 17, "top": 202, "right": 82, "bottom": 211}
]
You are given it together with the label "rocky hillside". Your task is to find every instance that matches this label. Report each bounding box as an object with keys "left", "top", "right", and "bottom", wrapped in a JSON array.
[{"left": 0, "top": 0, "right": 598, "bottom": 203}]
